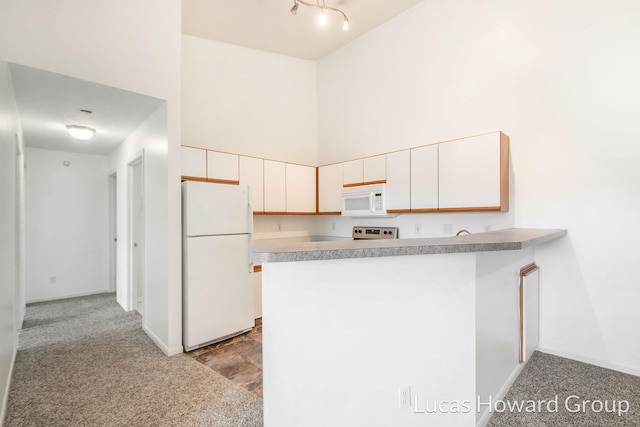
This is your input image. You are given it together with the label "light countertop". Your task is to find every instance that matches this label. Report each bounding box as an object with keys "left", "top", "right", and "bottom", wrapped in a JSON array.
[{"left": 252, "top": 228, "right": 567, "bottom": 263}]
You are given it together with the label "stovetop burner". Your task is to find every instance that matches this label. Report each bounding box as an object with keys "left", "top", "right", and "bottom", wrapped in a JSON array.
[{"left": 352, "top": 226, "right": 399, "bottom": 240}]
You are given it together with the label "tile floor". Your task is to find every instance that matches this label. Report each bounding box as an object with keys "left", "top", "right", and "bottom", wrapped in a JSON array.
[{"left": 187, "top": 324, "right": 263, "bottom": 398}]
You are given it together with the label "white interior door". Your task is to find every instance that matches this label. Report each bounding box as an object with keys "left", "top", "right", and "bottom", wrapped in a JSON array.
[
  {"left": 109, "top": 172, "right": 118, "bottom": 293},
  {"left": 129, "top": 158, "right": 145, "bottom": 315}
]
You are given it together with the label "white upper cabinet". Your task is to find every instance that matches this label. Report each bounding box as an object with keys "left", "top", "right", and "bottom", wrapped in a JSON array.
[
  {"left": 239, "top": 156, "right": 264, "bottom": 213},
  {"left": 286, "top": 164, "right": 316, "bottom": 213},
  {"left": 386, "top": 150, "right": 411, "bottom": 211},
  {"left": 264, "top": 160, "right": 286, "bottom": 213},
  {"left": 410, "top": 144, "right": 439, "bottom": 211},
  {"left": 181, "top": 146, "right": 207, "bottom": 179},
  {"left": 438, "top": 132, "right": 507, "bottom": 211},
  {"left": 363, "top": 155, "right": 386, "bottom": 183},
  {"left": 207, "top": 151, "right": 239, "bottom": 183},
  {"left": 318, "top": 163, "right": 343, "bottom": 213},
  {"left": 342, "top": 159, "right": 363, "bottom": 186},
  {"left": 342, "top": 155, "right": 387, "bottom": 186}
]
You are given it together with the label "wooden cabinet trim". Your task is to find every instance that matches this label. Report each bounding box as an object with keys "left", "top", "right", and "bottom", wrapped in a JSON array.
[
  {"left": 316, "top": 167, "right": 320, "bottom": 214},
  {"left": 253, "top": 264, "right": 263, "bottom": 273},
  {"left": 438, "top": 206, "right": 502, "bottom": 212},
  {"left": 316, "top": 211, "right": 341, "bottom": 215},
  {"left": 181, "top": 176, "right": 240, "bottom": 185},
  {"left": 281, "top": 211, "right": 317, "bottom": 215},
  {"left": 499, "top": 132, "right": 510, "bottom": 212},
  {"left": 342, "top": 180, "right": 387, "bottom": 188},
  {"left": 208, "top": 178, "right": 240, "bottom": 185},
  {"left": 181, "top": 175, "right": 208, "bottom": 183},
  {"left": 519, "top": 262, "right": 539, "bottom": 363},
  {"left": 409, "top": 208, "right": 439, "bottom": 213}
]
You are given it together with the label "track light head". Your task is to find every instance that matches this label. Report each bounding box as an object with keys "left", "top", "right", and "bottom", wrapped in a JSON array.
[{"left": 289, "top": 0, "right": 349, "bottom": 31}]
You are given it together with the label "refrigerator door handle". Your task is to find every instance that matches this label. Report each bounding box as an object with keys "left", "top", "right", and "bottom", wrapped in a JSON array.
[
  {"left": 247, "top": 191, "right": 254, "bottom": 273},
  {"left": 248, "top": 233, "right": 254, "bottom": 273}
]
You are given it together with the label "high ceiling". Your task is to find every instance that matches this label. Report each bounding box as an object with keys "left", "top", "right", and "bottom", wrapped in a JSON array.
[
  {"left": 182, "top": 0, "right": 425, "bottom": 60},
  {"left": 12, "top": 1, "right": 425, "bottom": 156}
]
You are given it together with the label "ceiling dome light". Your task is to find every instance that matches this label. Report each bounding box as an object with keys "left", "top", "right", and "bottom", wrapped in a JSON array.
[{"left": 66, "top": 125, "right": 96, "bottom": 140}]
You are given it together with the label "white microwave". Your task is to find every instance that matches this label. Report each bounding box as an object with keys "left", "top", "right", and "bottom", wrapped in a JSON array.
[{"left": 341, "top": 183, "right": 395, "bottom": 217}]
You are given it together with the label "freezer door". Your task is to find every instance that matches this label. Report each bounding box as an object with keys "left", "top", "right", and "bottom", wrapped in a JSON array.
[
  {"left": 183, "top": 181, "right": 251, "bottom": 236},
  {"left": 183, "top": 234, "right": 254, "bottom": 350}
]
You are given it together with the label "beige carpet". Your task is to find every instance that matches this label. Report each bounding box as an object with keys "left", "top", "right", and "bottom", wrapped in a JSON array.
[
  {"left": 488, "top": 351, "right": 640, "bottom": 426},
  {"left": 5, "top": 293, "right": 263, "bottom": 426}
]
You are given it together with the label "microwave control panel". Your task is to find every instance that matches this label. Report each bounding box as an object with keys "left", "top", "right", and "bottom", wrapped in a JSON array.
[{"left": 373, "top": 193, "right": 383, "bottom": 211}]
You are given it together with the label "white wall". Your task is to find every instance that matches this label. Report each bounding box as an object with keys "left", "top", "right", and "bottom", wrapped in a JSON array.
[
  {"left": 182, "top": 35, "right": 317, "bottom": 166},
  {"left": 7, "top": 0, "right": 183, "bottom": 355},
  {"left": 0, "top": 58, "right": 21, "bottom": 424},
  {"left": 254, "top": 215, "right": 318, "bottom": 236},
  {"left": 263, "top": 254, "right": 477, "bottom": 427},
  {"left": 108, "top": 104, "right": 179, "bottom": 354},
  {"left": 24, "top": 148, "right": 109, "bottom": 302},
  {"left": 317, "top": 0, "right": 640, "bottom": 374}
]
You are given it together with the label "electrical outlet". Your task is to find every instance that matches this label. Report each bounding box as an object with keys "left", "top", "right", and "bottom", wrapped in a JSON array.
[
  {"left": 332, "top": 222, "right": 336, "bottom": 231},
  {"left": 414, "top": 224, "right": 422, "bottom": 234},
  {"left": 398, "top": 386, "right": 411, "bottom": 408},
  {"left": 277, "top": 223, "right": 282, "bottom": 231},
  {"left": 443, "top": 224, "right": 453, "bottom": 235}
]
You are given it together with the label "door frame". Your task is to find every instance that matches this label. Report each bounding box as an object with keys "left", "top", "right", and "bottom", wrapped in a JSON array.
[{"left": 128, "top": 153, "right": 145, "bottom": 315}]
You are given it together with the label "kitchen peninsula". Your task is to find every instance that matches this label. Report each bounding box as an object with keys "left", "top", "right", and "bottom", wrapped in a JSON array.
[{"left": 254, "top": 228, "right": 566, "bottom": 427}]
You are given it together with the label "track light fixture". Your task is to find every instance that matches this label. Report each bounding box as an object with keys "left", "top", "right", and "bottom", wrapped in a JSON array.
[{"left": 290, "top": 0, "right": 350, "bottom": 31}]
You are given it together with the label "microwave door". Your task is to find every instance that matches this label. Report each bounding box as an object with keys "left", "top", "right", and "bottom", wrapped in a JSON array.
[{"left": 344, "top": 194, "right": 371, "bottom": 214}]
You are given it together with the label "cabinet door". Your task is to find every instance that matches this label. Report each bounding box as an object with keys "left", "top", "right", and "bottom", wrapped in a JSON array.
[
  {"left": 410, "top": 145, "right": 439, "bottom": 211},
  {"left": 439, "top": 132, "right": 504, "bottom": 210},
  {"left": 363, "top": 155, "right": 386, "bottom": 183},
  {"left": 318, "top": 163, "right": 343, "bottom": 213},
  {"left": 386, "top": 150, "right": 410, "bottom": 211},
  {"left": 239, "top": 156, "right": 264, "bottom": 213},
  {"left": 207, "top": 151, "right": 239, "bottom": 183},
  {"left": 264, "top": 160, "right": 286, "bottom": 213},
  {"left": 342, "top": 160, "right": 363, "bottom": 186},
  {"left": 181, "top": 146, "right": 207, "bottom": 179},
  {"left": 286, "top": 164, "right": 316, "bottom": 213}
]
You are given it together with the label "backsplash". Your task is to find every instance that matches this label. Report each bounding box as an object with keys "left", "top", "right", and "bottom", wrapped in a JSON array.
[
  {"left": 253, "top": 210, "right": 514, "bottom": 240},
  {"left": 315, "top": 209, "right": 515, "bottom": 239}
]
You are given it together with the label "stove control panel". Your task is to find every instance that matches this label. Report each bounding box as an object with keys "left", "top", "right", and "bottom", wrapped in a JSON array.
[{"left": 352, "top": 226, "right": 399, "bottom": 240}]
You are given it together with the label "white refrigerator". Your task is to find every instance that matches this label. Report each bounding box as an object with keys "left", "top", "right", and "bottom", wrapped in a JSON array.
[{"left": 182, "top": 180, "right": 254, "bottom": 351}]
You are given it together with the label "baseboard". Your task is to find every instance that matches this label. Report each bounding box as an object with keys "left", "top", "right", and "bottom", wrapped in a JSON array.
[
  {"left": 142, "top": 325, "right": 183, "bottom": 357},
  {"left": 26, "top": 289, "right": 112, "bottom": 305},
  {"left": 476, "top": 362, "right": 526, "bottom": 427},
  {"left": 0, "top": 347, "right": 17, "bottom": 427},
  {"left": 536, "top": 346, "right": 640, "bottom": 377}
]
